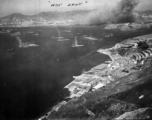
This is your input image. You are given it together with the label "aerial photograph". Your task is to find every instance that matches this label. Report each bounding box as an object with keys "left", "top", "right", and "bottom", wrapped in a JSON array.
[{"left": 0, "top": 0, "right": 152, "bottom": 120}]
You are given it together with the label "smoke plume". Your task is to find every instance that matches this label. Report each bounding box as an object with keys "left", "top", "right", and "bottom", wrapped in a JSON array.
[{"left": 78, "top": 0, "right": 140, "bottom": 25}]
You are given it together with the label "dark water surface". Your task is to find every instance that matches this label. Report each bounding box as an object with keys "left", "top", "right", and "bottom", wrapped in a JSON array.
[{"left": 0, "top": 26, "right": 152, "bottom": 120}]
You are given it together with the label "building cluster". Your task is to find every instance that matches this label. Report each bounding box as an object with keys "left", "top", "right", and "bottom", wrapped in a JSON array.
[
  {"left": 65, "top": 63, "right": 115, "bottom": 98},
  {"left": 65, "top": 54, "right": 136, "bottom": 98},
  {"left": 131, "top": 48, "right": 152, "bottom": 61},
  {"left": 0, "top": 19, "right": 74, "bottom": 27},
  {"left": 65, "top": 34, "right": 152, "bottom": 98},
  {"left": 65, "top": 54, "right": 130, "bottom": 98},
  {"left": 38, "top": 34, "right": 152, "bottom": 120},
  {"left": 52, "top": 20, "right": 74, "bottom": 25},
  {"left": 134, "top": 12, "right": 152, "bottom": 18}
]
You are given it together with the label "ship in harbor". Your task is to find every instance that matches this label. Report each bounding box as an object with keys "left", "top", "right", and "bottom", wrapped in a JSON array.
[
  {"left": 52, "top": 31, "right": 70, "bottom": 41},
  {"left": 83, "top": 35, "right": 98, "bottom": 40},
  {"left": 17, "top": 36, "right": 39, "bottom": 48},
  {"left": 58, "top": 37, "right": 70, "bottom": 41},
  {"left": 72, "top": 36, "right": 83, "bottom": 47}
]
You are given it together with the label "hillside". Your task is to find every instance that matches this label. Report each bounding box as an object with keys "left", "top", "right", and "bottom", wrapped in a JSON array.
[
  {"left": 40, "top": 34, "right": 152, "bottom": 120},
  {"left": 0, "top": 10, "right": 91, "bottom": 27},
  {"left": 0, "top": 10, "right": 152, "bottom": 27}
]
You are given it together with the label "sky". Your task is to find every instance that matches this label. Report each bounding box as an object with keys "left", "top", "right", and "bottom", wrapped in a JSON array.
[{"left": 0, "top": 0, "right": 152, "bottom": 18}]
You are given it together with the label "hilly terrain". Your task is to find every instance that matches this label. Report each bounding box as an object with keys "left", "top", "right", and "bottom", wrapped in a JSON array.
[
  {"left": 0, "top": 10, "right": 91, "bottom": 27},
  {"left": 43, "top": 34, "right": 152, "bottom": 120},
  {"left": 0, "top": 10, "right": 152, "bottom": 27}
]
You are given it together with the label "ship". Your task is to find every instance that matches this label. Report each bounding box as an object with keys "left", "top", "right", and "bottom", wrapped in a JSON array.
[
  {"left": 72, "top": 36, "right": 83, "bottom": 47},
  {"left": 58, "top": 38, "right": 70, "bottom": 41},
  {"left": 83, "top": 35, "right": 98, "bottom": 40},
  {"left": 17, "top": 36, "right": 39, "bottom": 48},
  {"left": 53, "top": 30, "right": 70, "bottom": 41},
  {"left": 104, "top": 33, "right": 114, "bottom": 38}
]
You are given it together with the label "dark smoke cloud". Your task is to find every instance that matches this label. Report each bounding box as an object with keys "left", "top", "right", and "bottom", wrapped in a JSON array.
[
  {"left": 77, "top": 0, "right": 140, "bottom": 25},
  {"left": 114, "top": 0, "right": 140, "bottom": 23}
]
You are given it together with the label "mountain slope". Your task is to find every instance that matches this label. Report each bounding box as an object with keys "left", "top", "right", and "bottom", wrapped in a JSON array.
[
  {"left": 44, "top": 34, "right": 152, "bottom": 120},
  {"left": 0, "top": 13, "right": 30, "bottom": 24},
  {"left": 0, "top": 10, "right": 91, "bottom": 26}
]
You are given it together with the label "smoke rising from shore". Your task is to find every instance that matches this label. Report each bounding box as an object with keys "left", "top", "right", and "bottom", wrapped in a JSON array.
[{"left": 78, "top": 0, "right": 140, "bottom": 25}]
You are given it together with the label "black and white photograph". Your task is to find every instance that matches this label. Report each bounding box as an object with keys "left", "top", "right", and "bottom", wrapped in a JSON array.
[{"left": 0, "top": 0, "right": 152, "bottom": 120}]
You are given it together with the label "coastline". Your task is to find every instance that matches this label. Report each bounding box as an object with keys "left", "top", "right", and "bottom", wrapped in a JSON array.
[{"left": 40, "top": 33, "right": 152, "bottom": 120}]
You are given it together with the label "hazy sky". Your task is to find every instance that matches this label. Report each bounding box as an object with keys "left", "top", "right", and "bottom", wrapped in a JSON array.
[{"left": 0, "top": 0, "right": 152, "bottom": 18}]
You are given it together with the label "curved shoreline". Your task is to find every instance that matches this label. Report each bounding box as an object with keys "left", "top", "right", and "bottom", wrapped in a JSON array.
[{"left": 39, "top": 34, "right": 152, "bottom": 120}]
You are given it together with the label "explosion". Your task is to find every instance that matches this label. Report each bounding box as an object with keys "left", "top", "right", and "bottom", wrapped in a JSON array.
[{"left": 78, "top": 0, "right": 140, "bottom": 25}]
